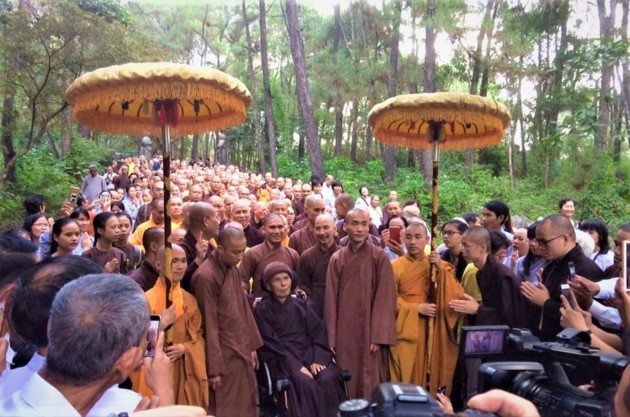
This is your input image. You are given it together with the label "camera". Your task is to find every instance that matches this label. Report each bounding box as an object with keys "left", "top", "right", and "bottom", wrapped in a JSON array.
[
  {"left": 465, "top": 326, "right": 629, "bottom": 417},
  {"left": 337, "top": 327, "right": 628, "bottom": 417}
]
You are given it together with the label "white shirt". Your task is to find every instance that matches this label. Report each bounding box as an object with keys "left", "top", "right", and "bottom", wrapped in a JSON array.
[
  {"left": 597, "top": 277, "right": 619, "bottom": 299},
  {"left": 0, "top": 372, "right": 142, "bottom": 417},
  {"left": 589, "top": 300, "right": 621, "bottom": 330},
  {"left": 0, "top": 352, "right": 46, "bottom": 400},
  {"left": 590, "top": 251, "right": 614, "bottom": 272}
]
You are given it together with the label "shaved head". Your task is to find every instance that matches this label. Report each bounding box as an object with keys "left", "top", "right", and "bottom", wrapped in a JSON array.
[
  {"left": 540, "top": 214, "right": 576, "bottom": 241},
  {"left": 335, "top": 193, "right": 353, "bottom": 208},
  {"left": 156, "top": 243, "right": 184, "bottom": 263},
  {"left": 217, "top": 227, "right": 246, "bottom": 248},
  {"left": 304, "top": 194, "right": 324, "bottom": 208},
  {"left": 188, "top": 202, "right": 216, "bottom": 228},
  {"left": 345, "top": 208, "right": 369, "bottom": 223},
  {"left": 463, "top": 226, "right": 491, "bottom": 252},
  {"left": 224, "top": 221, "right": 244, "bottom": 231},
  {"left": 142, "top": 227, "right": 165, "bottom": 254},
  {"left": 315, "top": 213, "right": 335, "bottom": 227},
  {"left": 263, "top": 213, "right": 285, "bottom": 226}
]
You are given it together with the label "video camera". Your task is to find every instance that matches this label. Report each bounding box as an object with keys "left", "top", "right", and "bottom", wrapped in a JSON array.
[
  {"left": 336, "top": 327, "right": 628, "bottom": 417},
  {"left": 462, "top": 325, "right": 629, "bottom": 417}
]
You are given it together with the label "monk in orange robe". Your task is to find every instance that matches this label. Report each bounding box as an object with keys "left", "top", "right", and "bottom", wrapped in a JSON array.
[
  {"left": 130, "top": 243, "right": 209, "bottom": 409},
  {"left": 389, "top": 222, "right": 464, "bottom": 396}
]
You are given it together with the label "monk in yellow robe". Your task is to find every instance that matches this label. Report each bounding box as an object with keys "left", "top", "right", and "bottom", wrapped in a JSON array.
[
  {"left": 389, "top": 222, "right": 464, "bottom": 396},
  {"left": 130, "top": 243, "right": 209, "bottom": 409}
]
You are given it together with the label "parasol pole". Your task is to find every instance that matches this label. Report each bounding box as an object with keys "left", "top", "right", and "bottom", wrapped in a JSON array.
[
  {"left": 162, "top": 124, "right": 174, "bottom": 345},
  {"left": 425, "top": 138, "right": 439, "bottom": 392}
]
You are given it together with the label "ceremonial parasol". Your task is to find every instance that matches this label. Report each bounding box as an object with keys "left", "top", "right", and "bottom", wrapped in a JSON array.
[
  {"left": 66, "top": 62, "right": 252, "bottom": 339},
  {"left": 368, "top": 92, "right": 510, "bottom": 390}
]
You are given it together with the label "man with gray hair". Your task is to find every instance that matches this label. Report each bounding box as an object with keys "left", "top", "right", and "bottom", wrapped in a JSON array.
[{"left": 0, "top": 274, "right": 174, "bottom": 416}]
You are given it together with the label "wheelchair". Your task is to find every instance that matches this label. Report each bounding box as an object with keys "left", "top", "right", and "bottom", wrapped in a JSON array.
[{"left": 257, "top": 350, "right": 351, "bottom": 417}]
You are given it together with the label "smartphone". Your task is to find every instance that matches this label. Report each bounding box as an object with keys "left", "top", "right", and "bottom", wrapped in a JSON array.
[
  {"left": 568, "top": 261, "right": 576, "bottom": 283},
  {"left": 560, "top": 284, "right": 576, "bottom": 309},
  {"left": 144, "top": 315, "right": 161, "bottom": 357},
  {"left": 389, "top": 227, "right": 401, "bottom": 244},
  {"left": 437, "top": 385, "right": 447, "bottom": 396},
  {"left": 99, "top": 191, "right": 111, "bottom": 206},
  {"left": 67, "top": 186, "right": 81, "bottom": 207},
  {"left": 623, "top": 240, "right": 629, "bottom": 291}
]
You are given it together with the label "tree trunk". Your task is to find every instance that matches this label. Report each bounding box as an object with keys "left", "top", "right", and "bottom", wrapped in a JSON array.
[
  {"left": 191, "top": 134, "right": 199, "bottom": 161},
  {"left": 465, "top": 0, "right": 494, "bottom": 174},
  {"left": 517, "top": 59, "right": 527, "bottom": 177},
  {"left": 1, "top": 91, "right": 17, "bottom": 184},
  {"left": 621, "top": 0, "right": 630, "bottom": 150},
  {"left": 203, "top": 133, "right": 210, "bottom": 161},
  {"left": 243, "top": 0, "right": 266, "bottom": 173},
  {"left": 60, "top": 105, "right": 72, "bottom": 156},
  {"left": 597, "top": 0, "right": 615, "bottom": 152},
  {"left": 383, "top": 0, "right": 401, "bottom": 182},
  {"left": 333, "top": 3, "right": 343, "bottom": 156},
  {"left": 46, "top": 133, "right": 60, "bottom": 160},
  {"left": 259, "top": 0, "right": 279, "bottom": 177},
  {"left": 350, "top": 100, "right": 359, "bottom": 162},
  {"left": 283, "top": 0, "right": 324, "bottom": 179},
  {"left": 418, "top": 0, "right": 436, "bottom": 187}
]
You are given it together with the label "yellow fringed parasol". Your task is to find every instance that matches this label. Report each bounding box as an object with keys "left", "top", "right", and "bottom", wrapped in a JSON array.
[
  {"left": 66, "top": 62, "right": 252, "bottom": 342},
  {"left": 368, "top": 92, "right": 510, "bottom": 394}
]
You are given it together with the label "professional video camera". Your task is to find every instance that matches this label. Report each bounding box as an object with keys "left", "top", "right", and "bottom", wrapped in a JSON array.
[
  {"left": 336, "top": 327, "right": 628, "bottom": 417},
  {"left": 463, "top": 325, "right": 629, "bottom": 417}
]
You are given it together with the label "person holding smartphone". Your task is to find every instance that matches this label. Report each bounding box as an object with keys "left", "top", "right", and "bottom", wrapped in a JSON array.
[{"left": 382, "top": 216, "right": 408, "bottom": 261}]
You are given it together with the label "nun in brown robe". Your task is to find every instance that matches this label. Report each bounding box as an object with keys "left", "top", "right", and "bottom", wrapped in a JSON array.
[
  {"left": 191, "top": 229, "right": 263, "bottom": 417},
  {"left": 254, "top": 262, "right": 345, "bottom": 417},
  {"left": 325, "top": 209, "right": 397, "bottom": 399}
]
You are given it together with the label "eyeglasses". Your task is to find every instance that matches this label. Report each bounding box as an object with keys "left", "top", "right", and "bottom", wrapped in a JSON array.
[
  {"left": 536, "top": 235, "right": 565, "bottom": 248},
  {"left": 442, "top": 231, "right": 462, "bottom": 237}
]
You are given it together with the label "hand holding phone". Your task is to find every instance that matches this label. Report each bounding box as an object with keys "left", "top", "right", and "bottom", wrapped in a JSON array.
[
  {"left": 568, "top": 262, "right": 576, "bottom": 283},
  {"left": 561, "top": 284, "right": 577, "bottom": 309},
  {"left": 389, "top": 227, "right": 401, "bottom": 244},
  {"left": 144, "top": 315, "right": 161, "bottom": 357}
]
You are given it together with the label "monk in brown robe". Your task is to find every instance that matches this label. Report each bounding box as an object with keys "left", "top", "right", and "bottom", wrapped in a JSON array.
[
  {"left": 254, "top": 262, "right": 345, "bottom": 417},
  {"left": 449, "top": 226, "right": 528, "bottom": 329},
  {"left": 289, "top": 195, "right": 326, "bottom": 255},
  {"left": 389, "top": 222, "right": 463, "bottom": 396},
  {"left": 232, "top": 199, "right": 265, "bottom": 247},
  {"left": 130, "top": 244, "right": 209, "bottom": 409},
  {"left": 241, "top": 213, "right": 299, "bottom": 296},
  {"left": 325, "top": 208, "right": 397, "bottom": 399},
  {"left": 180, "top": 202, "right": 220, "bottom": 292},
  {"left": 297, "top": 213, "right": 339, "bottom": 318},
  {"left": 191, "top": 228, "right": 263, "bottom": 417},
  {"left": 129, "top": 227, "right": 163, "bottom": 291}
]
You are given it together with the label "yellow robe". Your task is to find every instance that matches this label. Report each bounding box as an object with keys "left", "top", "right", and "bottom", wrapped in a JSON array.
[
  {"left": 130, "top": 279, "right": 209, "bottom": 409},
  {"left": 389, "top": 254, "right": 464, "bottom": 396}
]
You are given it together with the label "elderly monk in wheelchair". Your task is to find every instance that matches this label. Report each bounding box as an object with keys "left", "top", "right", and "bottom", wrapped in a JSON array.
[{"left": 253, "top": 262, "right": 347, "bottom": 417}]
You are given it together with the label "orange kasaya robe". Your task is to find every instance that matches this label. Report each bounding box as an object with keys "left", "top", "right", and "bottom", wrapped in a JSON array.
[
  {"left": 130, "top": 279, "right": 209, "bottom": 410},
  {"left": 389, "top": 254, "right": 464, "bottom": 396}
]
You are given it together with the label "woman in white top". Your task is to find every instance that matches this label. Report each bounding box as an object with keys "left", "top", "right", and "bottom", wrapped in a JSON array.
[
  {"left": 579, "top": 219, "right": 614, "bottom": 272},
  {"left": 354, "top": 185, "right": 371, "bottom": 209}
]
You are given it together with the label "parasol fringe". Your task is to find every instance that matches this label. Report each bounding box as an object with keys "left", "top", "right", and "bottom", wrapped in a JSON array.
[
  {"left": 370, "top": 108, "right": 508, "bottom": 133},
  {"left": 69, "top": 82, "right": 249, "bottom": 115},
  {"left": 73, "top": 109, "right": 246, "bottom": 138},
  {"left": 374, "top": 127, "right": 504, "bottom": 151}
]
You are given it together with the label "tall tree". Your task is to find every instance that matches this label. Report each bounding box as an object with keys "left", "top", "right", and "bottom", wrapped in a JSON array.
[
  {"left": 259, "top": 0, "right": 278, "bottom": 176},
  {"left": 242, "top": 0, "right": 266, "bottom": 173},
  {"left": 283, "top": 0, "right": 324, "bottom": 178},
  {"left": 333, "top": 2, "right": 343, "bottom": 156},
  {"left": 621, "top": 0, "right": 630, "bottom": 149},
  {"left": 596, "top": 0, "right": 615, "bottom": 152},
  {"left": 384, "top": 0, "right": 401, "bottom": 182},
  {"left": 418, "top": 0, "right": 437, "bottom": 187}
]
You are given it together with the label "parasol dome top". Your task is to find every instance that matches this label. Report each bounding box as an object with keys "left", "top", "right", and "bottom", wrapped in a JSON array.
[
  {"left": 65, "top": 62, "right": 252, "bottom": 138},
  {"left": 367, "top": 92, "right": 511, "bottom": 151}
]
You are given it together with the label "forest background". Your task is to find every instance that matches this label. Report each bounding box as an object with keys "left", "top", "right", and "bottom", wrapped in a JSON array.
[{"left": 0, "top": 0, "right": 629, "bottom": 229}]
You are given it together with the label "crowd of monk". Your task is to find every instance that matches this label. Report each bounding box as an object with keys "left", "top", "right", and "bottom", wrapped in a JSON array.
[{"left": 4, "top": 155, "right": 630, "bottom": 417}]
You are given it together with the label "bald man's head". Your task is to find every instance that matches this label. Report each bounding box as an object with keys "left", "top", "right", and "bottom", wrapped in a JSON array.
[
  {"left": 540, "top": 214, "right": 576, "bottom": 241},
  {"left": 156, "top": 243, "right": 186, "bottom": 282},
  {"left": 188, "top": 202, "right": 216, "bottom": 228},
  {"left": 463, "top": 226, "right": 491, "bottom": 251},
  {"left": 142, "top": 227, "right": 165, "bottom": 256}
]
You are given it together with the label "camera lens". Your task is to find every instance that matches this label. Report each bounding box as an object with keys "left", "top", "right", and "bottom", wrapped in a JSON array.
[{"left": 339, "top": 399, "right": 372, "bottom": 417}]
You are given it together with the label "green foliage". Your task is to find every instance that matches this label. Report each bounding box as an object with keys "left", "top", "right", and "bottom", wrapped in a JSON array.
[{"left": 0, "top": 139, "right": 116, "bottom": 229}]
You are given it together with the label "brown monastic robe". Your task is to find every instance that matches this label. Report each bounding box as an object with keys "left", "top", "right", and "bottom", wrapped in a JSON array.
[
  {"left": 129, "top": 259, "right": 159, "bottom": 291},
  {"left": 324, "top": 241, "right": 397, "bottom": 399},
  {"left": 254, "top": 296, "right": 345, "bottom": 417},
  {"left": 389, "top": 254, "right": 463, "bottom": 396},
  {"left": 297, "top": 243, "right": 339, "bottom": 318},
  {"left": 191, "top": 251, "right": 263, "bottom": 417},
  {"left": 240, "top": 241, "right": 299, "bottom": 296},
  {"left": 288, "top": 225, "right": 318, "bottom": 255},
  {"left": 81, "top": 246, "right": 129, "bottom": 274}
]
